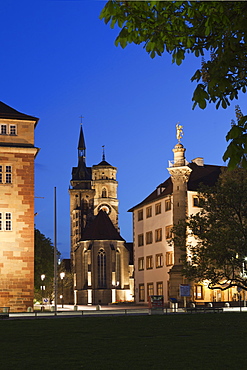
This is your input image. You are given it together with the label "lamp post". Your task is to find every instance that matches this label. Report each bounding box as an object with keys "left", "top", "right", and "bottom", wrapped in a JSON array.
[
  {"left": 60, "top": 272, "right": 65, "bottom": 308},
  {"left": 41, "top": 274, "right": 45, "bottom": 311}
]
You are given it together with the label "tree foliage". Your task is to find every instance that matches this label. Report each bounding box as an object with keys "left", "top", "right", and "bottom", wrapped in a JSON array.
[
  {"left": 174, "top": 169, "right": 247, "bottom": 291},
  {"left": 100, "top": 1, "right": 247, "bottom": 167},
  {"left": 34, "top": 228, "right": 60, "bottom": 300}
]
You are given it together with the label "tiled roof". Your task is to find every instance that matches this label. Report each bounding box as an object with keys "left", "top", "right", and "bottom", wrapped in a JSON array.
[
  {"left": 81, "top": 210, "right": 125, "bottom": 241},
  {"left": 129, "top": 163, "right": 224, "bottom": 211},
  {"left": 0, "top": 101, "right": 39, "bottom": 124},
  {"left": 93, "top": 160, "right": 113, "bottom": 167}
]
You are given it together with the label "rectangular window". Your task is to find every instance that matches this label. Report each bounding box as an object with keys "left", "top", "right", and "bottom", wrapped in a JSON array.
[
  {"left": 138, "top": 257, "right": 144, "bottom": 271},
  {"left": 166, "top": 251, "right": 173, "bottom": 266},
  {"left": 5, "top": 166, "right": 12, "bottom": 183},
  {"left": 146, "top": 231, "right": 153, "bottom": 245},
  {"left": 139, "top": 284, "right": 145, "bottom": 302},
  {"left": 156, "top": 253, "right": 163, "bottom": 268},
  {"left": 0, "top": 213, "right": 2, "bottom": 231},
  {"left": 155, "top": 202, "right": 161, "bottom": 215},
  {"left": 157, "top": 282, "right": 163, "bottom": 296},
  {"left": 5, "top": 213, "right": 12, "bottom": 231},
  {"left": 138, "top": 209, "right": 143, "bottom": 221},
  {"left": 147, "top": 283, "right": 154, "bottom": 297},
  {"left": 9, "top": 125, "right": 17, "bottom": 135},
  {"left": 146, "top": 255, "right": 153, "bottom": 270},
  {"left": 0, "top": 125, "right": 7, "bottom": 135},
  {"left": 193, "top": 196, "right": 201, "bottom": 207},
  {"left": 165, "top": 198, "right": 171, "bottom": 211},
  {"left": 165, "top": 225, "right": 173, "bottom": 240},
  {"left": 146, "top": 206, "right": 152, "bottom": 218},
  {"left": 0, "top": 166, "right": 2, "bottom": 183},
  {"left": 138, "top": 233, "right": 144, "bottom": 247},
  {"left": 155, "top": 228, "right": 162, "bottom": 242},
  {"left": 194, "top": 285, "right": 203, "bottom": 300}
]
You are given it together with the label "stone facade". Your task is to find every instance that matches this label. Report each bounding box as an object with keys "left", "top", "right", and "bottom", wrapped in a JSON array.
[
  {"left": 70, "top": 126, "right": 133, "bottom": 305},
  {"left": 0, "top": 102, "right": 39, "bottom": 311}
]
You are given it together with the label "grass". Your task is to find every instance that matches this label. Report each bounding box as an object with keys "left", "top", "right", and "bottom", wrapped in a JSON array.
[{"left": 1, "top": 313, "right": 247, "bottom": 369}]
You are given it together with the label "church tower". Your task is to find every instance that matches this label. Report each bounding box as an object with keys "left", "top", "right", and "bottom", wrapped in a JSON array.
[{"left": 69, "top": 125, "right": 133, "bottom": 305}]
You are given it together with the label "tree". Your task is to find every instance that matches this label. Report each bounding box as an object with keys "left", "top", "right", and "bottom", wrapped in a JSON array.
[
  {"left": 34, "top": 228, "right": 60, "bottom": 301},
  {"left": 100, "top": 1, "right": 247, "bottom": 167},
  {"left": 173, "top": 169, "right": 247, "bottom": 291}
]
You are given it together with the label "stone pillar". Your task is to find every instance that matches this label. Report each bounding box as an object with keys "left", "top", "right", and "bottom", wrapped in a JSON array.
[{"left": 167, "top": 144, "right": 192, "bottom": 301}]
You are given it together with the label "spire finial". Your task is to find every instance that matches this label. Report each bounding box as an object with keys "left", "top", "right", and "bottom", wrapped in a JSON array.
[
  {"left": 102, "top": 145, "right": 105, "bottom": 161},
  {"left": 79, "top": 115, "right": 84, "bottom": 126},
  {"left": 176, "top": 122, "right": 183, "bottom": 143}
]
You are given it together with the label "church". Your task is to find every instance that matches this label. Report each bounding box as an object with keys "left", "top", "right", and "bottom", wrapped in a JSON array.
[
  {"left": 69, "top": 126, "right": 133, "bottom": 305},
  {"left": 129, "top": 125, "right": 240, "bottom": 306}
]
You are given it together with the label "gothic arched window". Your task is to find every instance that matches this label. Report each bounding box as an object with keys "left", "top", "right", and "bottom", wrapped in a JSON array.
[
  {"left": 98, "top": 249, "right": 106, "bottom": 288},
  {"left": 102, "top": 188, "right": 107, "bottom": 198},
  {"left": 116, "top": 250, "right": 121, "bottom": 286}
]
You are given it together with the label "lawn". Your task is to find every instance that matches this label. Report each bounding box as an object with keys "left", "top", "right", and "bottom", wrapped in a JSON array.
[{"left": 1, "top": 313, "right": 246, "bottom": 369}]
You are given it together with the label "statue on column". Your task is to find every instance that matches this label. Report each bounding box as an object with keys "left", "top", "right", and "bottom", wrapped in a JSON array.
[{"left": 176, "top": 123, "right": 183, "bottom": 143}]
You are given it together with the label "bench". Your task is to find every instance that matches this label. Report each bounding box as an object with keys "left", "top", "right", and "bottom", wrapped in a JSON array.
[{"left": 186, "top": 307, "right": 223, "bottom": 314}]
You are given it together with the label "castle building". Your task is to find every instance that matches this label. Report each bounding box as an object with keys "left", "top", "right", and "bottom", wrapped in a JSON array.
[
  {"left": 0, "top": 101, "right": 39, "bottom": 311},
  {"left": 69, "top": 126, "right": 133, "bottom": 305},
  {"left": 129, "top": 127, "right": 236, "bottom": 305}
]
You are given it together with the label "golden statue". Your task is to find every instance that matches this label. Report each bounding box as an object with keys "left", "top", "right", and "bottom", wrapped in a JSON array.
[{"left": 176, "top": 123, "right": 183, "bottom": 143}]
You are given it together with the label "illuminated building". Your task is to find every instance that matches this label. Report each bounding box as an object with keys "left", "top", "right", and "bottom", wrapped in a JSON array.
[
  {"left": 69, "top": 126, "right": 133, "bottom": 305},
  {"left": 129, "top": 128, "right": 238, "bottom": 305},
  {"left": 0, "top": 101, "right": 39, "bottom": 311}
]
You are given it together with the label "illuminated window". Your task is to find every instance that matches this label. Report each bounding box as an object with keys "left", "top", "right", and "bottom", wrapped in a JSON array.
[
  {"left": 98, "top": 249, "right": 106, "bottom": 288},
  {"left": 139, "top": 284, "right": 145, "bottom": 302},
  {"left": 9, "top": 125, "right": 17, "bottom": 135},
  {"left": 147, "top": 283, "right": 154, "bottom": 297},
  {"left": 146, "top": 231, "right": 153, "bottom": 245},
  {"left": 138, "top": 257, "right": 144, "bottom": 271},
  {"left": 155, "top": 202, "right": 161, "bottom": 215},
  {"left": 138, "top": 234, "right": 144, "bottom": 247},
  {"left": 138, "top": 209, "right": 143, "bottom": 221},
  {"left": 146, "top": 206, "right": 152, "bottom": 218},
  {"left": 155, "top": 228, "right": 162, "bottom": 242},
  {"left": 156, "top": 253, "right": 163, "bottom": 268},
  {"left": 0, "top": 212, "right": 12, "bottom": 231},
  {"left": 194, "top": 285, "right": 203, "bottom": 300},
  {"left": 0, "top": 125, "right": 7, "bottom": 135},
  {"left": 146, "top": 255, "right": 153, "bottom": 270},
  {"left": 157, "top": 282, "right": 163, "bottom": 296},
  {"left": 116, "top": 250, "right": 121, "bottom": 284},
  {"left": 165, "top": 198, "right": 171, "bottom": 211},
  {"left": 166, "top": 251, "right": 173, "bottom": 266},
  {"left": 165, "top": 225, "right": 173, "bottom": 240}
]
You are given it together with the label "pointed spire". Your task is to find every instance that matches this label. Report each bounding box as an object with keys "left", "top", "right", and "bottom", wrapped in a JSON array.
[
  {"left": 78, "top": 119, "right": 86, "bottom": 160},
  {"left": 102, "top": 145, "right": 105, "bottom": 161}
]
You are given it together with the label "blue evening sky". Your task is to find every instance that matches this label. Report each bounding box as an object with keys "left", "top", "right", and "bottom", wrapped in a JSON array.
[{"left": 1, "top": 1, "right": 246, "bottom": 258}]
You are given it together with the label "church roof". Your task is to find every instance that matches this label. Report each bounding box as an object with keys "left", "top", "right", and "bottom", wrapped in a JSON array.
[
  {"left": 81, "top": 210, "right": 125, "bottom": 241},
  {"left": 0, "top": 101, "right": 39, "bottom": 125},
  {"left": 93, "top": 160, "right": 113, "bottom": 167},
  {"left": 128, "top": 163, "right": 224, "bottom": 211}
]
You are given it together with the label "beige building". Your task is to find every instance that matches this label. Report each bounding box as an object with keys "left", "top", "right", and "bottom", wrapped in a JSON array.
[
  {"left": 0, "top": 101, "right": 39, "bottom": 311},
  {"left": 69, "top": 126, "right": 133, "bottom": 305},
  {"left": 129, "top": 132, "right": 237, "bottom": 306}
]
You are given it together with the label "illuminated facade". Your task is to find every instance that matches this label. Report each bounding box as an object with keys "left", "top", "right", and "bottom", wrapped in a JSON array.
[
  {"left": 129, "top": 136, "right": 238, "bottom": 305},
  {"left": 0, "top": 101, "right": 39, "bottom": 311},
  {"left": 69, "top": 126, "right": 133, "bottom": 305}
]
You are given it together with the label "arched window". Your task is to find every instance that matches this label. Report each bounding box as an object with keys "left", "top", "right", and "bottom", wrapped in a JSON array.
[
  {"left": 98, "top": 249, "right": 106, "bottom": 288},
  {"left": 102, "top": 188, "right": 107, "bottom": 198},
  {"left": 116, "top": 250, "right": 121, "bottom": 286}
]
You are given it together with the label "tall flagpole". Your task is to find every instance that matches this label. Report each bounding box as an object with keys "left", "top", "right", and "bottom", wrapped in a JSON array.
[{"left": 54, "top": 186, "right": 57, "bottom": 314}]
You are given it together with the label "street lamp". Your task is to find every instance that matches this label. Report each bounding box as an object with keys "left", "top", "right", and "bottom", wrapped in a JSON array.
[
  {"left": 40, "top": 274, "right": 45, "bottom": 311},
  {"left": 60, "top": 272, "right": 65, "bottom": 308}
]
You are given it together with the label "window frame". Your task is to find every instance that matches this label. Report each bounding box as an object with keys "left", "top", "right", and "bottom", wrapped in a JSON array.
[
  {"left": 166, "top": 251, "right": 173, "bottom": 266},
  {"left": 146, "top": 255, "right": 153, "bottom": 270},
  {"left": 156, "top": 253, "right": 163, "bottom": 268},
  {"left": 138, "top": 233, "right": 144, "bottom": 247},
  {"left": 155, "top": 202, "right": 161, "bottom": 215},
  {"left": 139, "top": 284, "right": 145, "bottom": 302},
  {"left": 137, "top": 209, "right": 143, "bottom": 221},
  {"left": 155, "top": 228, "right": 162, "bottom": 242},
  {"left": 138, "top": 257, "right": 144, "bottom": 271},
  {"left": 146, "top": 206, "right": 152, "bottom": 218},
  {"left": 146, "top": 231, "right": 153, "bottom": 245},
  {"left": 165, "top": 198, "right": 171, "bottom": 211}
]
